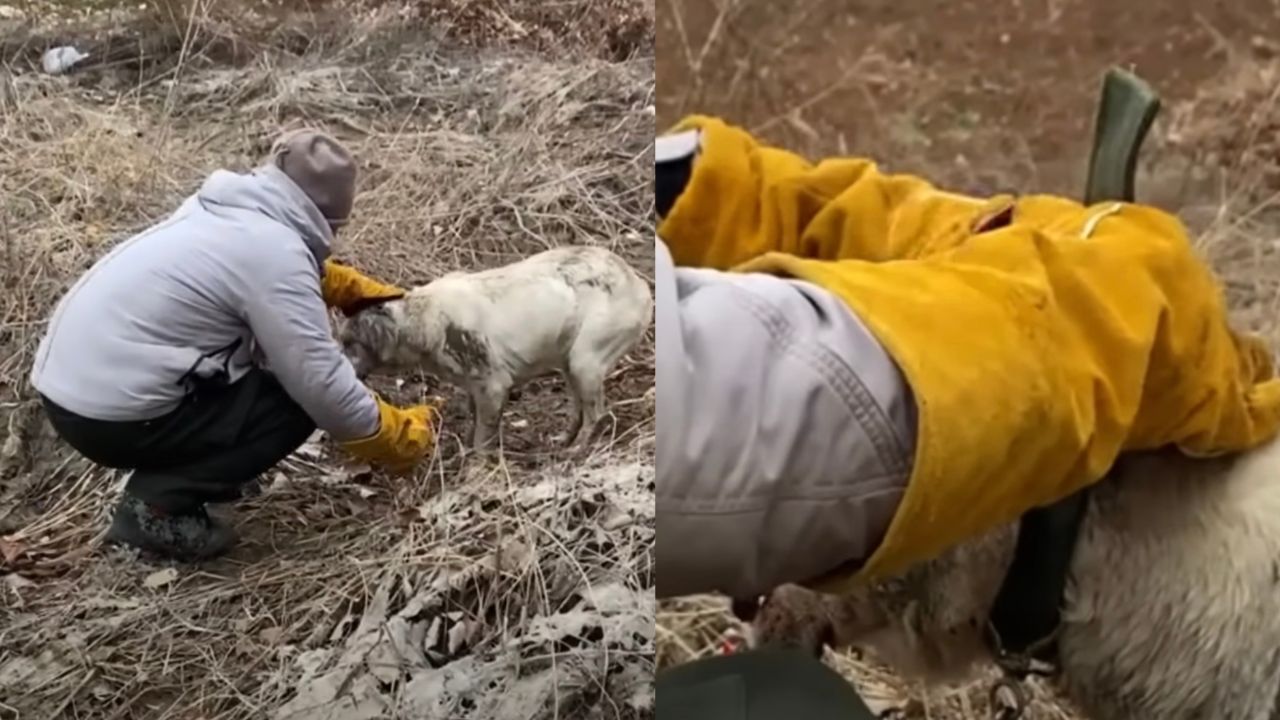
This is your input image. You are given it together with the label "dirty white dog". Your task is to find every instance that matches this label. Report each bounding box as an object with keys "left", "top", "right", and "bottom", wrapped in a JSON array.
[
  {"left": 745, "top": 439, "right": 1280, "bottom": 720},
  {"left": 337, "top": 246, "right": 652, "bottom": 451}
]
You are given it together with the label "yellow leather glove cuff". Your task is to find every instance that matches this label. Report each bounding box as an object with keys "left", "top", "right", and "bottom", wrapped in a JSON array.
[
  {"left": 743, "top": 205, "right": 1280, "bottom": 589},
  {"left": 340, "top": 396, "right": 437, "bottom": 473},
  {"left": 322, "top": 259, "right": 406, "bottom": 317},
  {"left": 662, "top": 115, "right": 1280, "bottom": 589},
  {"left": 658, "top": 114, "right": 1010, "bottom": 270}
]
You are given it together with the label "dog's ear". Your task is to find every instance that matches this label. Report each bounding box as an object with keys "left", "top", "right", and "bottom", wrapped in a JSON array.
[
  {"left": 351, "top": 301, "right": 399, "bottom": 351},
  {"left": 342, "top": 302, "right": 383, "bottom": 335},
  {"left": 342, "top": 294, "right": 402, "bottom": 319}
]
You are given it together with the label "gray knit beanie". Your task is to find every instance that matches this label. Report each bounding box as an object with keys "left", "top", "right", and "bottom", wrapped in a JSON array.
[{"left": 270, "top": 129, "right": 357, "bottom": 228}]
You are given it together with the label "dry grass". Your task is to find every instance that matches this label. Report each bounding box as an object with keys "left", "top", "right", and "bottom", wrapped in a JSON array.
[
  {"left": 0, "top": 3, "right": 655, "bottom": 719},
  {"left": 655, "top": 0, "right": 1280, "bottom": 717}
]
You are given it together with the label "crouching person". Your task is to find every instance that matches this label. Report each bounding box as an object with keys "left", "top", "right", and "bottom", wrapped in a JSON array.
[{"left": 28, "top": 129, "right": 438, "bottom": 562}]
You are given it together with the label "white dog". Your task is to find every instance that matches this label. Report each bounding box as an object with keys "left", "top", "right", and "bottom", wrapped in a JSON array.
[{"left": 337, "top": 246, "right": 652, "bottom": 451}]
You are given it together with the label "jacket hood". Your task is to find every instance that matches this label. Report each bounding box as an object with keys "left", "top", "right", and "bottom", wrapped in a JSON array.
[{"left": 196, "top": 164, "right": 334, "bottom": 266}]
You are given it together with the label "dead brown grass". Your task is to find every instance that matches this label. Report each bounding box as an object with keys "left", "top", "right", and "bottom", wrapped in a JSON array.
[{"left": 0, "top": 3, "right": 655, "bottom": 719}]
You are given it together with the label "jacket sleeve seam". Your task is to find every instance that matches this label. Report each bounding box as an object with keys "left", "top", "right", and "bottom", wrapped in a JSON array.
[
  {"left": 724, "top": 279, "right": 912, "bottom": 477},
  {"left": 658, "top": 481, "right": 907, "bottom": 516}
]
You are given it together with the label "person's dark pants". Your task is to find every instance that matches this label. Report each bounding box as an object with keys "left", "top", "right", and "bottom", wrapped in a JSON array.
[
  {"left": 41, "top": 369, "right": 316, "bottom": 512},
  {"left": 657, "top": 648, "right": 878, "bottom": 720}
]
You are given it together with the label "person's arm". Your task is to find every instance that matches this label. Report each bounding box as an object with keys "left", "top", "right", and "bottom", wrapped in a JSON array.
[
  {"left": 242, "top": 254, "right": 435, "bottom": 470},
  {"left": 656, "top": 116, "right": 1012, "bottom": 270},
  {"left": 655, "top": 236, "right": 913, "bottom": 599},
  {"left": 243, "top": 258, "right": 380, "bottom": 440}
]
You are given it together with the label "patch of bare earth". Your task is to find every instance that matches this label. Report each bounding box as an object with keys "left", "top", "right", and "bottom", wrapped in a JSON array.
[
  {"left": 0, "top": 3, "right": 655, "bottom": 719},
  {"left": 657, "top": 0, "right": 1280, "bottom": 717}
]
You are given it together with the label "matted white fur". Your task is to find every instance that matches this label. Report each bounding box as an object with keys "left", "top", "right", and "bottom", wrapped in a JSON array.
[
  {"left": 337, "top": 245, "right": 652, "bottom": 451},
  {"left": 750, "top": 439, "right": 1280, "bottom": 719}
]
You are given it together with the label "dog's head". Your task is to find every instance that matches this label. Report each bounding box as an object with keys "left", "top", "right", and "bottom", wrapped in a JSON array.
[
  {"left": 336, "top": 300, "right": 402, "bottom": 379},
  {"left": 737, "top": 525, "right": 1018, "bottom": 683},
  {"left": 734, "top": 587, "right": 840, "bottom": 657}
]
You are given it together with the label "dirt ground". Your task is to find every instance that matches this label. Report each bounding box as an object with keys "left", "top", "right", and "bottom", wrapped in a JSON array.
[
  {"left": 657, "top": 0, "right": 1280, "bottom": 717},
  {"left": 0, "top": 2, "right": 654, "bottom": 719}
]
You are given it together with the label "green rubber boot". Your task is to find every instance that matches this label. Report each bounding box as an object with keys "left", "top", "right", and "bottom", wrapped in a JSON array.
[
  {"left": 657, "top": 648, "right": 879, "bottom": 720},
  {"left": 105, "top": 493, "right": 237, "bottom": 561}
]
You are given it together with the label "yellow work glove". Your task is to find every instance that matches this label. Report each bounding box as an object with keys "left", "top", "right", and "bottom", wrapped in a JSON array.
[
  {"left": 660, "top": 114, "right": 1280, "bottom": 589},
  {"left": 322, "top": 259, "right": 406, "bottom": 317},
  {"left": 341, "top": 395, "right": 438, "bottom": 474}
]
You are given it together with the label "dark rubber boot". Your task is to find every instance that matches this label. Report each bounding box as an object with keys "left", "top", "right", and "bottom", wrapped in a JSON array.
[
  {"left": 656, "top": 648, "right": 878, "bottom": 720},
  {"left": 105, "top": 494, "right": 237, "bottom": 561}
]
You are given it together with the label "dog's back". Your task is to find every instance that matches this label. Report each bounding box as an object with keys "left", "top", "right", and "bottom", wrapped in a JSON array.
[
  {"left": 404, "top": 245, "right": 650, "bottom": 380},
  {"left": 1059, "top": 441, "right": 1280, "bottom": 719}
]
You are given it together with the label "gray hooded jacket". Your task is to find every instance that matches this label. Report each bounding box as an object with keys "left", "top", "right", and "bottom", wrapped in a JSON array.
[{"left": 30, "top": 164, "right": 380, "bottom": 441}]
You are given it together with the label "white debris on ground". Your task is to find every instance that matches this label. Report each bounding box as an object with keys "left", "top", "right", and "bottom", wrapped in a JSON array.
[
  {"left": 40, "top": 45, "right": 90, "bottom": 74},
  {"left": 0, "top": 460, "right": 656, "bottom": 720},
  {"left": 265, "top": 461, "right": 655, "bottom": 720}
]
